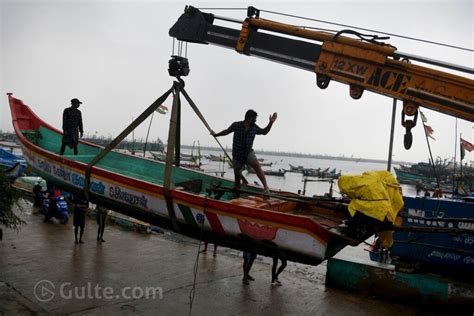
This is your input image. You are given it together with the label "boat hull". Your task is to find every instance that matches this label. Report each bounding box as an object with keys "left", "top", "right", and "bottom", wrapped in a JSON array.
[
  {"left": 372, "top": 196, "right": 474, "bottom": 277},
  {"left": 8, "top": 94, "right": 360, "bottom": 265},
  {"left": 23, "top": 145, "right": 346, "bottom": 264}
]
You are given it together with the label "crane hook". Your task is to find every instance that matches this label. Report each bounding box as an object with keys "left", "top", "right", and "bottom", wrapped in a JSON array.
[{"left": 401, "top": 102, "right": 419, "bottom": 150}]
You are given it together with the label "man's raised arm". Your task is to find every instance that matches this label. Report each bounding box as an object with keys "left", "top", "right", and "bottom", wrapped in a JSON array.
[{"left": 262, "top": 113, "right": 278, "bottom": 135}]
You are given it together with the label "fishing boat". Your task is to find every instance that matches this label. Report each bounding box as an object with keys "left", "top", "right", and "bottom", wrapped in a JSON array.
[
  {"left": 287, "top": 163, "right": 306, "bottom": 173},
  {"left": 0, "top": 147, "right": 26, "bottom": 178},
  {"left": 3, "top": 163, "right": 24, "bottom": 179},
  {"left": 0, "top": 147, "right": 26, "bottom": 169},
  {"left": 370, "top": 195, "right": 474, "bottom": 278},
  {"left": 205, "top": 153, "right": 226, "bottom": 162},
  {"left": 8, "top": 94, "right": 390, "bottom": 265},
  {"left": 302, "top": 167, "right": 341, "bottom": 180},
  {"left": 247, "top": 167, "right": 286, "bottom": 177}
]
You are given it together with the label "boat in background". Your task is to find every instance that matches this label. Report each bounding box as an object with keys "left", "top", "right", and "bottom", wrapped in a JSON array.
[
  {"left": 8, "top": 94, "right": 389, "bottom": 265},
  {"left": 394, "top": 159, "right": 474, "bottom": 190},
  {"left": 370, "top": 195, "right": 474, "bottom": 278},
  {"left": 287, "top": 163, "right": 306, "bottom": 173},
  {"left": 303, "top": 167, "right": 341, "bottom": 180},
  {"left": 3, "top": 163, "right": 25, "bottom": 179},
  {"left": 0, "top": 147, "right": 26, "bottom": 169},
  {"left": 0, "top": 147, "right": 26, "bottom": 179},
  {"left": 247, "top": 167, "right": 286, "bottom": 177}
]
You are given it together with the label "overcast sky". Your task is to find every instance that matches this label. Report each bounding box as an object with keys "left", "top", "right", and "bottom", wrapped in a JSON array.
[{"left": 0, "top": 0, "right": 472, "bottom": 163}]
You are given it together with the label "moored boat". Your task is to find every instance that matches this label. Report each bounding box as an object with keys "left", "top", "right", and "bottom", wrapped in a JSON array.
[
  {"left": 9, "top": 94, "right": 393, "bottom": 265},
  {"left": 247, "top": 167, "right": 286, "bottom": 177},
  {"left": 370, "top": 195, "right": 474, "bottom": 278}
]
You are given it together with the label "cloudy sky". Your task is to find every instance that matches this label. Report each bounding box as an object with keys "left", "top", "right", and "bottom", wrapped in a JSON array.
[{"left": 0, "top": 0, "right": 472, "bottom": 163}]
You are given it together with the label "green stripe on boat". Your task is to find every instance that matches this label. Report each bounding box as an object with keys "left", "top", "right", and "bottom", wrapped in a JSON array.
[{"left": 178, "top": 203, "right": 198, "bottom": 226}]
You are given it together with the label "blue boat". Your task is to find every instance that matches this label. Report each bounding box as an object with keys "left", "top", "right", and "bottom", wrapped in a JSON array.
[
  {"left": 371, "top": 196, "right": 474, "bottom": 277},
  {"left": 0, "top": 147, "right": 26, "bottom": 178}
]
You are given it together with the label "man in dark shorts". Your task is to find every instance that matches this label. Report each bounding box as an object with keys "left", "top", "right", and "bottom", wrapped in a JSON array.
[
  {"left": 71, "top": 194, "right": 88, "bottom": 244},
  {"left": 60, "top": 98, "right": 84, "bottom": 155},
  {"left": 271, "top": 251, "right": 287, "bottom": 287},
  {"left": 96, "top": 205, "right": 108, "bottom": 242},
  {"left": 242, "top": 250, "right": 257, "bottom": 285},
  {"left": 212, "top": 109, "right": 277, "bottom": 193}
]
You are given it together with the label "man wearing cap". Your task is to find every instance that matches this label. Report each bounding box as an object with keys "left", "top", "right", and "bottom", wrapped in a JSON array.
[{"left": 60, "top": 98, "right": 84, "bottom": 155}]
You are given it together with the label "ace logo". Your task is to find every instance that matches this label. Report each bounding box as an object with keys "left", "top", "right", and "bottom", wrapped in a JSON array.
[{"left": 366, "top": 68, "right": 412, "bottom": 94}]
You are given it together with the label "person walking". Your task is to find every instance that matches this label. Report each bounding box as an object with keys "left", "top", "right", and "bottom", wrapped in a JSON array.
[
  {"left": 271, "top": 251, "right": 287, "bottom": 287},
  {"left": 96, "top": 205, "right": 108, "bottom": 242},
  {"left": 200, "top": 242, "right": 218, "bottom": 256},
  {"left": 212, "top": 109, "right": 277, "bottom": 195},
  {"left": 242, "top": 250, "right": 257, "bottom": 285},
  {"left": 60, "top": 98, "right": 84, "bottom": 155}
]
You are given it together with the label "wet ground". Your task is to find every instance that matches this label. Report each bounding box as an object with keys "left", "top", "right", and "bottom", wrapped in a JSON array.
[{"left": 1, "top": 200, "right": 439, "bottom": 315}]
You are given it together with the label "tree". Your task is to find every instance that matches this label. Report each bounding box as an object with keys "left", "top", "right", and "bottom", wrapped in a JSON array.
[{"left": 0, "top": 171, "right": 25, "bottom": 240}]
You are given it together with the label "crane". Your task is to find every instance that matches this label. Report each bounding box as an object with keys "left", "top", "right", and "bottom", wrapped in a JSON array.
[{"left": 169, "top": 6, "right": 474, "bottom": 149}]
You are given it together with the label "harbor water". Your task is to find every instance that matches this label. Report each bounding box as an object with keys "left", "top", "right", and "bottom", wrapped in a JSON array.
[{"left": 194, "top": 149, "right": 417, "bottom": 197}]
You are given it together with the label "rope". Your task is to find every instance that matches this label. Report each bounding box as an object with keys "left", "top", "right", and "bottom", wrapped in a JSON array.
[{"left": 189, "top": 197, "right": 207, "bottom": 316}]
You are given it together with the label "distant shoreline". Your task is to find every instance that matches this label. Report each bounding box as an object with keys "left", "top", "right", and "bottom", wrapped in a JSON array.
[{"left": 0, "top": 130, "right": 409, "bottom": 165}]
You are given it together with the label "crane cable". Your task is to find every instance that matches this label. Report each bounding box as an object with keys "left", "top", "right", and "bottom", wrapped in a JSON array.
[
  {"left": 259, "top": 9, "right": 473, "bottom": 52},
  {"left": 197, "top": 7, "right": 473, "bottom": 52}
]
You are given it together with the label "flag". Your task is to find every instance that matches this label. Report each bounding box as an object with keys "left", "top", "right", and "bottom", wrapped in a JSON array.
[
  {"left": 460, "top": 138, "right": 473, "bottom": 152},
  {"left": 420, "top": 111, "right": 428, "bottom": 123},
  {"left": 460, "top": 138, "right": 473, "bottom": 160},
  {"left": 424, "top": 125, "right": 435, "bottom": 140}
]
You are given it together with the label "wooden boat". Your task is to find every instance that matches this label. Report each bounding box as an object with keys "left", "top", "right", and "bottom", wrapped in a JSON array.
[
  {"left": 370, "top": 196, "right": 474, "bottom": 278},
  {"left": 0, "top": 147, "right": 26, "bottom": 178},
  {"left": 206, "top": 153, "right": 226, "bottom": 162},
  {"left": 0, "top": 147, "right": 26, "bottom": 169},
  {"left": 8, "top": 94, "right": 387, "bottom": 265},
  {"left": 287, "top": 163, "right": 306, "bottom": 173},
  {"left": 3, "top": 162, "right": 25, "bottom": 179},
  {"left": 302, "top": 167, "right": 341, "bottom": 180},
  {"left": 247, "top": 167, "right": 286, "bottom": 177}
]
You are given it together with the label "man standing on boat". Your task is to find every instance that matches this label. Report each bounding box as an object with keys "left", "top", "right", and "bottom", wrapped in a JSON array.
[
  {"left": 212, "top": 109, "right": 277, "bottom": 194},
  {"left": 60, "top": 98, "right": 83, "bottom": 155}
]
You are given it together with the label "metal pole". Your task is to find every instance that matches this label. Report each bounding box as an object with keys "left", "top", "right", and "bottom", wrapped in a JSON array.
[
  {"left": 422, "top": 120, "right": 441, "bottom": 188},
  {"left": 387, "top": 99, "right": 397, "bottom": 172},
  {"left": 143, "top": 112, "right": 155, "bottom": 157},
  {"left": 453, "top": 119, "right": 458, "bottom": 193},
  {"left": 175, "top": 92, "right": 181, "bottom": 166},
  {"left": 460, "top": 132, "right": 463, "bottom": 185}
]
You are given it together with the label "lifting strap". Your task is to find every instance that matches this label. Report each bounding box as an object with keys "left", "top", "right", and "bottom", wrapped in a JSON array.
[
  {"left": 83, "top": 84, "right": 174, "bottom": 201},
  {"left": 163, "top": 83, "right": 182, "bottom": 232}
]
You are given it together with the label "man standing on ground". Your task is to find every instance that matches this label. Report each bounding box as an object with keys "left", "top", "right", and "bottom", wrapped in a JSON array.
[
  {"left": 60, "top": 98, "right": 84, "bottom": 155},
  {"left": 212, "top": 109, "right": 277, "bottom": 194},
  {"left": 96, "top": 205, "right": 108, "bottom": 242},
  {"left": 72, "top": 194, "right": 88, "bottom": 244}
]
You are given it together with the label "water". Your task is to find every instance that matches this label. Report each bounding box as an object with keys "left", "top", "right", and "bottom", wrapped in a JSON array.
[{"left": 194, "top": 149, "right": 417, "bottom": 197}]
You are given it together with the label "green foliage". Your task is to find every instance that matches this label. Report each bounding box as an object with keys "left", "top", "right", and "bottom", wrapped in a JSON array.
[{"left": 0, "top": 171, "right": 25, "bottom": 231}]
